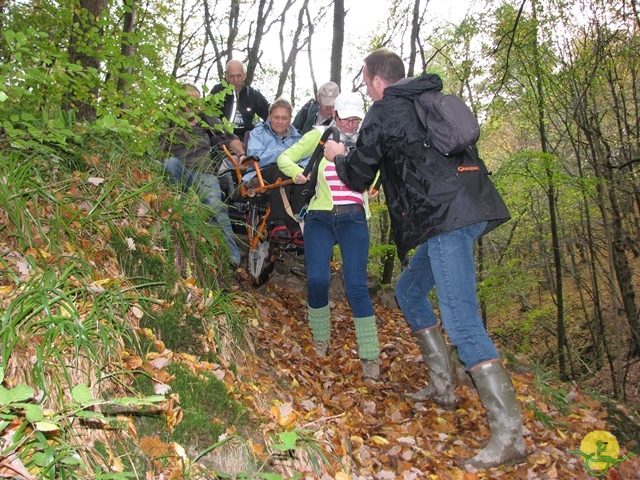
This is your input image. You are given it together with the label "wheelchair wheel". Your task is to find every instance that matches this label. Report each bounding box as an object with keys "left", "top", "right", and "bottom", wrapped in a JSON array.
[
  {"left": 247, "top": 237, "right": 278, "bottom": 286},
  {"left": 244, "top": 202, "right": 278, "bottom": 286}
]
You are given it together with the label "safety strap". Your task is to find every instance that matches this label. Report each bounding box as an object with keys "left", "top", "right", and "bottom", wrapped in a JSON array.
[
  {"left": 280, "top": 187, "right": 295, "bottom": 220},
  {"left": 280, "top": 187, "right": 305, "bottom": 233}
]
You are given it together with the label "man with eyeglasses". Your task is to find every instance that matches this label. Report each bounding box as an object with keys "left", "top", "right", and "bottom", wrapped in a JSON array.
[{"left": 210, "top": 59, "right": 270, "bottom": 139}]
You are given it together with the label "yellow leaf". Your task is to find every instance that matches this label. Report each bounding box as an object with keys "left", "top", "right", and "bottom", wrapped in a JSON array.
[
  {"left": 139, "top": 436, "right": 172, "bottom": 458},
  {"left": 252, "top": 442, "right": 265, "bottom": 455},
  {"left": 270, "top": 405, "right": 280, "bottom": 419},
  {"left": 277, "top": 412, "right": 297, "bottom": 427},
  {"left": 370, "top": 435, "right": 389, "bottom": 445},
  {"left": 335, "top": 472, "right": 352, "bottom": 480},
  {"left": 173, "top": 442, "right": 187, "bottom": 461},
  {"left": 110, "top": 454, "right": 124, "bottom": 473},
  {"left": 35, "top": 421, "right": 59, "bottom": 432}
]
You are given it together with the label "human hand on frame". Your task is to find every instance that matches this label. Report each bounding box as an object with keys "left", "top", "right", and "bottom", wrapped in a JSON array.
[
  {"left": 294, "top": 172, "right": 309, "bottom": 184},
  {"left": 323, "top": 139, "right": 346, "bottom": 162}
]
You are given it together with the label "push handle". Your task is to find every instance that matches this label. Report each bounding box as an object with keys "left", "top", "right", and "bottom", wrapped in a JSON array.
[{"left": 302, "top": 127, "right": 341, "bottom": 177}]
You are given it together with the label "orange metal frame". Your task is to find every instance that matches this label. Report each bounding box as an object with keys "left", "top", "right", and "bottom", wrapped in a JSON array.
[{"left": 222, "top": 145, "right": 294, "bottom": 250}]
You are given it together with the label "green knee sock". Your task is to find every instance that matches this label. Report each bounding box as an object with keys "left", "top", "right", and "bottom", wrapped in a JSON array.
[
  {"left": 354, "top": 316, "right": 380, "bottom": 361},
  {"left": 308, "top": 305, "right": 331, "bottom": 342}
]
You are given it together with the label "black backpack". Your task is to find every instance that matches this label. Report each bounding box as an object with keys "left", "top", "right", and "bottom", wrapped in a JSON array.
[{"left": 414, "top": 89, "right": 480, "bottom": 156}]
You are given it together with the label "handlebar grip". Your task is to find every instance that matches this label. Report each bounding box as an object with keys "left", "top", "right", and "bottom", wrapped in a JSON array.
[
  {"left": 302, "top": 127, "right": 340, "bottom": 177},
  {"left": 242, "top": 155, "right": 259, "bottom": 167},
  {"left": 371, "top": 177, "right": 382, "bottom": 194}
]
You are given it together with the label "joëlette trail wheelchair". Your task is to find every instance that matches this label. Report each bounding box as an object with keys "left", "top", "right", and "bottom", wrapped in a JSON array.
[{"left": 219, "top": 127, "right": 338, "bottom": 286}]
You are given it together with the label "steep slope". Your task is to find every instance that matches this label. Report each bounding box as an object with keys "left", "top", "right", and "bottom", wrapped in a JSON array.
[{"left": 228, "top": 269, "right": 640, "bottom": 479}]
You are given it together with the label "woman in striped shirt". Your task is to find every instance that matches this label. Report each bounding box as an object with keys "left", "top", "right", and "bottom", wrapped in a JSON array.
[{"left": 277, "top": 92, "right": 381, "bottom": 381}]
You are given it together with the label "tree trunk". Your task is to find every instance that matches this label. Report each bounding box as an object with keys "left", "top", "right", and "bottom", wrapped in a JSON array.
[
  {"left": 407, "top": 0, "right": 421, "bottom": 77},
  {"left": 377, "top": 206, "right": 395, "bottom": 285},
  {"left": 228, "top": 0, "right": 240, "bottom": 65},
  {"left": 276, "top": 0, "right": 310, "bottom": 97},
  {"left": 531, "top": 0, "right": 568, "bottom": 380},
  {"left": 245, "top": 0, "right": 268, "bottom": 87},
  {"left": 201, "top": 0, "right": 226, "bottom": 83},
  {"left": 330, "top": 0, "right": 344, "bottom": 87},
  {"left": 117, "top": 0, "right": 137, "bottom": 109},
  {"left": 303, "top": 6, "right": 318, "bottom": 97},
  {"left": 0, "top": 0, "right": 6, "bottom": 63},
  {"left": 66, "top": 0, "right": 107, "bottom": 121}
]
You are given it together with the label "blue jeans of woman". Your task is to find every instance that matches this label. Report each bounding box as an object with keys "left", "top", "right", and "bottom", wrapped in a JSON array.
[
  {"left": 304, "top": 207, "right": 374, "bottom": 318},
  {"left": 161, "top": 157, "right": 241, "bottom": 266},
  {"left": 394, "top": 221, "right": 499, "bottom": 370}
]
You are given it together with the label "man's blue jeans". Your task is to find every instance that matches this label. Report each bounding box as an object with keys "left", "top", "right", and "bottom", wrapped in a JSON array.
[
  {"left": 304, "top": 208, "right": 374, "bottom": 318},
  {"left": 161, "top": 157, "right": 241, "bottom": 266},
  {"left": 394, "top": 222, "right": 499, "bottom": 370}
]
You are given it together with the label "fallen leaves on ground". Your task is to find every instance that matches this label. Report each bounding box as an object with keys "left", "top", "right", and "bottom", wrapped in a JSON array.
[{"left": 229, "top": 280, "right": 640, "bottom": 480}]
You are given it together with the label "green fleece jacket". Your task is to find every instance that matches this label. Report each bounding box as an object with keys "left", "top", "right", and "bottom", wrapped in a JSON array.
[{"left": 277, "top": 127, "right": 372, "bottom": 218}]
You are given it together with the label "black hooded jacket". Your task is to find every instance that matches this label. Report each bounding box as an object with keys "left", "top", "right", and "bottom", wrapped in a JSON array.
[
  {"left": 210, "top": 83, "right": 270, "bottom": 139},
  {"left": 335, "top": 74, "right": 510, "bottom": 262}
]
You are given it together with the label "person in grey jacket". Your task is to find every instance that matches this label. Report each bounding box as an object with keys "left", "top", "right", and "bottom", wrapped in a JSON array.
[
  {"left": 323, "top": 48, "right": 527, "bottom": 470},
  {"left": 160, "top": 84, "right": 246, "bottom": 266},
  {"left": 292, "top": 81, "right": 340, "bottom": 135}
]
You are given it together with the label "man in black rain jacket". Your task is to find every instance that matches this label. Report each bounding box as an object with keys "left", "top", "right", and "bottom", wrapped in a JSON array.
[{"left": 323, "top": 48, "right": 527, "bottom": 471}]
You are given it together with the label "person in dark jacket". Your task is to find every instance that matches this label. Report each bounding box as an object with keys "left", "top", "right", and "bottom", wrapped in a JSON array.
[
  {"left": 160, "top": 84, "right": 247, "bottom": 267},
  {"left": 210, "top": 59, "right": 270, "bottom": 139},
  {"left": 323, "top": 48, "right": 527, "bottom": 470},
  {"left": 292, "top": 81, "right": 340, "bottom": 135}
]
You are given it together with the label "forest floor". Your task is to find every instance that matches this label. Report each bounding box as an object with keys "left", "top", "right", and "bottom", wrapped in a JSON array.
[{"left": 223, "top": 254, "right": 640, "bottom": 479}]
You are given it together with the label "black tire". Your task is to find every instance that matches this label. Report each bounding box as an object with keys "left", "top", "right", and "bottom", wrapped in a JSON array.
[
  {"left": 252, "top": 239, "right": 279, "bottom": 287},
  {"left": 245, "top": 208, "right": 278, "bottom": 286}
]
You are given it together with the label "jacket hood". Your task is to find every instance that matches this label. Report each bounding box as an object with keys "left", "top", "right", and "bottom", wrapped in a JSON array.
[{"left": 384, "top": 73, "right": 443, "bottom": 99}]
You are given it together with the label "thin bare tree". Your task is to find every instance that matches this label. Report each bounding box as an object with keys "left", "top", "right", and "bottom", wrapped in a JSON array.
[
  {"left": 276, "top": 0, "right": 311, "bottom": 98},
  {"left": 330, "top": 0, "right": 344, "bottom": 86}
]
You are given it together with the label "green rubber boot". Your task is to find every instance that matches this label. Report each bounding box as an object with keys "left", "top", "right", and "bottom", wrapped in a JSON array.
[
  {"left": 460, "top": 361, "right": 527, "bottom": 469},
  {"left": 308, "top": 305, "right": 331, "bottom": 357},
  {"left": 404, "top": 326, "right": 457, "bottom": 409}
]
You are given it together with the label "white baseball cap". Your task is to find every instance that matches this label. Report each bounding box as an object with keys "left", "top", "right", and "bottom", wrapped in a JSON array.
[{"left": 334, "top": 92, "right": 365, "bottom": 119}]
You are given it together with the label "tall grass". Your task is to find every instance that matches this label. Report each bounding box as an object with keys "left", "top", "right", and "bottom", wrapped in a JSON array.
[{"left": 0, "top": 118, "right": 254, "bottom": 477}]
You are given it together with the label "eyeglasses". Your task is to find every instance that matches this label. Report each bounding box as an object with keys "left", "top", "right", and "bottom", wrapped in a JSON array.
[{"left": 336, "top": 115, "right": 361, "bottom": 125}]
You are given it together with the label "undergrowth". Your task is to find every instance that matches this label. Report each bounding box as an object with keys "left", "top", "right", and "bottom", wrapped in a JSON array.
[{"left": 0, "top": 118, "right": 286, "bottom": 478}]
